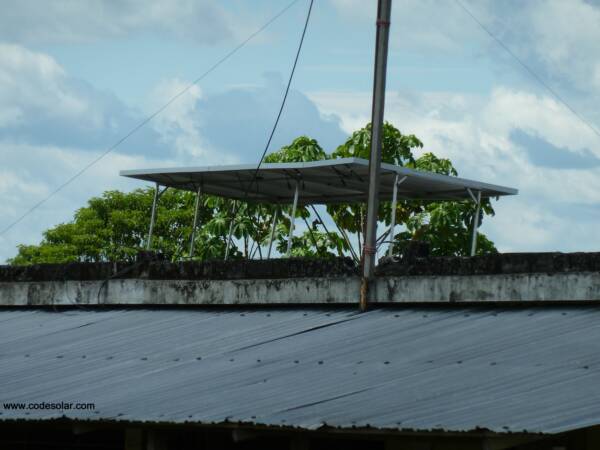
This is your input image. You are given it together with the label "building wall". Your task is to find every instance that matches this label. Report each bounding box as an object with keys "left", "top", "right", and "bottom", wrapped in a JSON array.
[{"left": 3, "top": 422, "right": 592, "bottom": 450}]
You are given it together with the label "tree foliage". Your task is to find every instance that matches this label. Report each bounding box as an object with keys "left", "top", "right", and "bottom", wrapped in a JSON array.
[
  {"left": 8, "top": 124, "right": 496, "bottom": 265},
  {"left": 264, "top": 136, "right": 328, "bottom": 163}
]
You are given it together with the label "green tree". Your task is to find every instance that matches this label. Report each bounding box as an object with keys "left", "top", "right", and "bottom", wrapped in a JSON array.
[
  {"left": 327, "top": 123, "right": 496, "bottom": 257},
  {"left": 265, "top": 136, "right": 350, "bottom": 259},
  {"left": 264, "top": 136, "right": 329, "bottom": 163},
  {"left": 401, "top": 152, "right": 497, "bottom": 256},
  {"left": 9, "top": 188, "right": 223, "bottom": 264},
  {"left": 327, "top": 123, "right": 421, "bottom": 256},
  {"left": 8, "top": 124, "right": 496, "bottom": 265}
]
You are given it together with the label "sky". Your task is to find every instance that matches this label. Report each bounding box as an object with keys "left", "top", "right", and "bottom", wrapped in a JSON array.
[{"left": 1, "top": 0, "right": 600, "bottom": 262}]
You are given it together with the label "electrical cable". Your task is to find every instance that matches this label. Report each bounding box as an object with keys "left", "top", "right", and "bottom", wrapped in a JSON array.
[
  {"left": 224, "top": 0, "right": 314, "bottom": 256},
  {"left": 244, "top": 0, "right": 314, "bottom": 197},
  {"left": 455, "top": 0, "right": 600, "bottom": 140},
  {"left": 0, "top": 0, "right": 301, "bottom": 238}
]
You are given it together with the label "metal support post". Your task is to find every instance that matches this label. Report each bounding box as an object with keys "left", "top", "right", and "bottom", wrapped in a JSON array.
[
  {"left": 363, "top": 0, "right": 392, "bottom": 281},
  {"left": 467, "top": 188, "right": 482, "bottom": 256},
  {"left": 387, "top": 175, "right": 407, "bottom": 257},
  {"left": 224, "top": 202, "right": 237, "bottom": 261},
  {"left": 361, "top": 0, "right": 392, "bottom": 311},
  {"left": 146, "top": 183, "right": 167, "bottom": 250},
  {"left": 266, "top": 208, "right": 280, "bottom": 259},
  {"left": 189, "top": 186, "right": 202, "bottom": 258},
  {"left": 286, "top": 181, "right": 300, "bottom": 257}
]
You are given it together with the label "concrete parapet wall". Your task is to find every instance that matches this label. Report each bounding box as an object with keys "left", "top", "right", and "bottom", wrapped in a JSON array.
[
  {"left": 373, "top": 272, "right": 600, "bottom": 303},
  {"left": 1, "top": 271, "right": 600, "bottom": 306},
  {"left": 0, "top": 277, "right": 360, "bottom": 306}
]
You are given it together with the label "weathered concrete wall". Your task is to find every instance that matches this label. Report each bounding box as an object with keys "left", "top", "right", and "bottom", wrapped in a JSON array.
[
  {"left": 2, "top": 253, "right": 600, "bottom": 306},
  {"left": 373, "top": 272, "right": 600, "bottom": 303},
  {"left": 2, "top": 271, "right": 600, "bottom": 306},
  {"left": 0, "top": 277, "right": 361, "bottom": 306}
]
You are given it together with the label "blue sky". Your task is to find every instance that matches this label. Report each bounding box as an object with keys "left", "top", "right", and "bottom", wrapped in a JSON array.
[{"left": 1, "top": 0, "right": 600, "bottom": 261}]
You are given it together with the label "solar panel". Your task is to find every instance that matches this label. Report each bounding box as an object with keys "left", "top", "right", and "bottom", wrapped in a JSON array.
[{"left": 120, "top": 157, "right": 517, "bottom": 204}]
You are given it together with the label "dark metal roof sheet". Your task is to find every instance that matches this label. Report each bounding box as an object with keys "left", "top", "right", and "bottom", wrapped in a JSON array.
[
  {"left": 1, "top": 307, "right": 599, "bottom": 434},
  {"left": 120, "top": 158, "right": 517, "bottom": 204}
]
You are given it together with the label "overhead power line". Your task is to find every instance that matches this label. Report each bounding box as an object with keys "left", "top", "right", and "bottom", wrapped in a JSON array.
[
  {"left": 0, "top": 0, "right": 301, "bottom": 238},
  {"left": 454, "top": 0, "right": 600, "bottom": 141}
]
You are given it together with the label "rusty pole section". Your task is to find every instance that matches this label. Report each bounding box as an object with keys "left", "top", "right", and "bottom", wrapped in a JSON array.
[{"left": 361, "top": 0, "right": 392, "bottom": 311}]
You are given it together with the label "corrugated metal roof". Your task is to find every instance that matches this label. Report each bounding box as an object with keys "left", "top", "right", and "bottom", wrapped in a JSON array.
[
  {"left": 1, "top": 307, "right": 599, "bottom": 434},
  {"left": 120, "top": 157, "right": 517, "bottom": 203}
]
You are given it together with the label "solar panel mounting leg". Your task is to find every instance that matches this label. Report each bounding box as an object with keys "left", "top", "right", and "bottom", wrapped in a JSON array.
[
  {"left": 146, "top": 183, "right": 167, "bottom": 250},
  {"left": 266, "top": 207, "right": 279, "bottom": 259},
  {"left": 224, "top": 202, "right": 237, "bottom": 261},
  {"left": 387, "top": 175, "right": 407, "bottom": 257},
  {"left": 467, "top": 188, "right": 482, "bottom": 256},
  {"left": 286, "top": 180, "right": 300, "bottom": 258},
  {"left": 188, "top": 186, "right": 202, "bottom": 258}
]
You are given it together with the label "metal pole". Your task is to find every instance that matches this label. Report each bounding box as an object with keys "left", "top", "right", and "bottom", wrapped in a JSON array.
[
  {"left": 363, "top": 0, "right": 392, "bottom": 280},
  {"left": 387, "top": 175, "right": 407, "bottom": 257},
  {"left": 266, "top": 208, "right": 280, "bottom": 259},
  {"left": 224, "top": 202, "right": 237, "bottom": 261},
  {"left": 470, "top": 190, "right": 482, "bottom": 256},
  {"left": 286, "top": 181, "right": 300, "bottom": 257},
  {"left": 189, "top": 186, "right": 202, "bottom": 258},
  {"left": 361, "top": 0, "right": 392, "bottom": 310},
  {"left": 146, "top": 183, "right": 160, "bottom": 250}
]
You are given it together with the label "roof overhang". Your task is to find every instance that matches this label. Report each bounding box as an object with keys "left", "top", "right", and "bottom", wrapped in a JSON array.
[{"left": 120, "top": 157, "right": 517, "bottom": 204}]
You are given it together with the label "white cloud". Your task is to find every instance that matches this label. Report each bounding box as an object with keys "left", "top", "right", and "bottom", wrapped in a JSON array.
[
  {"left": 0, "top": 46, "right": 227, "bottom": 262},
  {"left": 485, "top": 199, "right": 565, "bottom": 252},
  {"left": 523, "top": 0, "right": 600, "bottom": 94},
  {"left": 0, "top": 0, "right": 235, "bottom": 45},
  {"left": 307, "top": 91, "right": 370, "bottom": 133},
  {"left": 4, "top": 0, "right": 600, "bottom": 260},
  {"left": 0, "top": 41, "right": 349, "bottom": 262},
  {"left": 0, "top": 43, "right": 90, "bottom": 127},
  {"left": 480, "top": 88, "right": 598, "bottom": 155},
  {"left": 0, "top": 141, "right": 179, "bottom": 262},
  {"left": 330, "top": 0, "right": 600, "bottom": 117},
  {"left": 0, "top": 42, "right": 159, "bottom": 151},
  {"left": 309, "top": 86, "right": 600, "bottom": 252},
  {"left": 329, "top": 0, "right": 492, "bottom": 54},
  {"left": 146, "top": 79, "right": 216, "bottom": 163}
]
